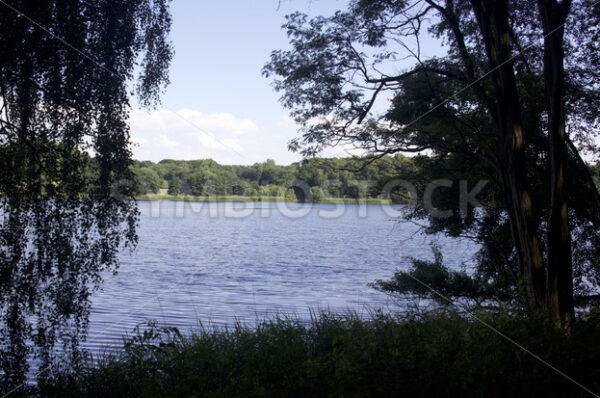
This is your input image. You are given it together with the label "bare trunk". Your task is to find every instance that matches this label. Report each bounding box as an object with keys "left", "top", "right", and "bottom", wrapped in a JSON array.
[
  {"left": 538, "top": 0, "right": 574, "bottom": 328},
  {"left": 470, "top": 0, "right": 546, "bottom": 311}
]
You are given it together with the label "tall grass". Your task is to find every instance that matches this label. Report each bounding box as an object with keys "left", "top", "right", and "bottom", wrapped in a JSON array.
[{"left": 39, "top": 310, "right": 600, "bottom": 397}]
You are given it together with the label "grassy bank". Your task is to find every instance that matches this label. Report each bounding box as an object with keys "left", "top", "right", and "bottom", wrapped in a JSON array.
[
  {"left": 135, "top": 194, "right": 392, "bottom": 205},
  {"left": 39, "top": 310, "right": 600, "bottom": 397}
]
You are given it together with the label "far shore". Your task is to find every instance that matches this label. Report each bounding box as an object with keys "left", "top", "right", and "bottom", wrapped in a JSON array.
[{"left": 135, "top": 194, "right": 393, "bottom": 205}]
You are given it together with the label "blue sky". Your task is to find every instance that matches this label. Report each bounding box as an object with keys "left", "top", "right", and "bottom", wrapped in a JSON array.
[
  {"left": 129, "top": 0, "right": 443, "bottom": 165},
  {"left": 130, "top": 0, "right": 350, "bottom": 165}
]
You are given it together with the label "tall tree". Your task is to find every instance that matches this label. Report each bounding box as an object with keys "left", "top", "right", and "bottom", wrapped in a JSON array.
[
  {"left": 0, "top": 0, "right": 172, "bottom": 389},
  {"left": 538, "top": 0, "right": 574, "bottom": 327},
  {"left": 264, "top": 0, "right": 600, "bottom": 325}
]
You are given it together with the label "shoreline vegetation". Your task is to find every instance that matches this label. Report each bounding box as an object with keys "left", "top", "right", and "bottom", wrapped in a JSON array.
[
  {"left": 40, "top": 310, "right": 600, "bottom": 397},
  {"left": 135, "top": 192, "right": 392, "bottom": 205},
  {"left": 129, "top": 157, "right": 600, "bottom": 204},
  {"left": 128, "top": 156, "right": 416, "bottom": 203}
]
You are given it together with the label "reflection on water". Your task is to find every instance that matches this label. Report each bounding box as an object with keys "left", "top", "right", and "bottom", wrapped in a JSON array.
[{"left": 86, "top": 201, "right": 478, "bottom": 354}]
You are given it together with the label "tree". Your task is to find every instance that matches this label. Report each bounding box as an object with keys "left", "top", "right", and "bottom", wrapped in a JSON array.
[
  {"left": 168, "top": 176, "right": 181, "bottom": 195},
  {"left": 132, "top": 167, "right": 162, "bottom": 194},
  {"left": 370, "top": 243, "right": 515, "bottom": 306},
  {"left": 0, "top": 0, "right": 172, "bottom": 389},
  {"left": 285, "top": 187, "right": 298, "bottom": 202},
  {"left": 264, "top": 0, "right": 600, "bottom": 326},
  {"left": 310, "top": 186, "right": 323, "bottom": 202}
]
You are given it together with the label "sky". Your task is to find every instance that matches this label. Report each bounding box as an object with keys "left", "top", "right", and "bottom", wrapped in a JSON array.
[{"left": 129, "top": 0, "right": 443, "bottom": 165}]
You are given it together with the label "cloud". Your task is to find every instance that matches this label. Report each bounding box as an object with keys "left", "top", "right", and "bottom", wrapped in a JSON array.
[
  {"left": 276, "top": 115, "right": 300, "bottom": 128},
  {"left": 179, "top": 110, "right": 259, "bottom": 136},
  {"left": 129, "top": 108, "right": 258, "bottom": 163},
  {"left": 128, "top": 108, "right": 305, "bottom": 165},
  {"left": 158, "top": 134, "right": 180, "bottom": 148}
]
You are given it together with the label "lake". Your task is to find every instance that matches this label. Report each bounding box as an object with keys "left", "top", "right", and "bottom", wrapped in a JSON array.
[{"left": 85, "top": 200, "right": 478, "bottom": 353}]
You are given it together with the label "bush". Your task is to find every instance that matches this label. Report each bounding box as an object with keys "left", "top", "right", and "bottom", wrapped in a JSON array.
[{"left": 39, "top": 311, "right": 600, "bottom": 397}]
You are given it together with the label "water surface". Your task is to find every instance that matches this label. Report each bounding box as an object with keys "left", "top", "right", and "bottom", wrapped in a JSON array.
[{"left": 86, "top": 201, "right": 477, "bottom": 352}]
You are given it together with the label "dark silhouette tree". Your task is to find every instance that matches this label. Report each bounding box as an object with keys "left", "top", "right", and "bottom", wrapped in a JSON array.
[
  {"left": 0, "top": 0, "right": 172, "bottom": 390},
  {"left": 264, "top": 0, "right": 600, "bottom": 326}
]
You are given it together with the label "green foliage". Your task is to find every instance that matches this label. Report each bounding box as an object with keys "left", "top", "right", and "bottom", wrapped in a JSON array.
[
  {"left": 310, "top": 186, "right": 323, "bottom": 202},
  {"left": 263, "top": 0, "right": 600, "bottom": 312},
  {"left": 370, "top": 244, "right": 514, "bottom": 306},
  {"left": 0, "top": 0, "right": 173, "bottom": 390},
  {"left": 132, "top": 167, "right": 162, "bottom": 194},
  {"left": 284, "top": 187, "right": 297, "bottom": 202},
  {"left": 167, "top": 176, "right": 181, "bottom": 196},
  {"left": 131, "top": 155, "right": 415, "bottom": 202},
  {"left": 40, "top": 311, "right": 600, "bottom": 397}
]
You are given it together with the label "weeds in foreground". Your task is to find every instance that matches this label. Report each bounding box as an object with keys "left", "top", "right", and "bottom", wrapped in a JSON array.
[{"left": 38, "top": 310, "right": 600, "bottom": 397}]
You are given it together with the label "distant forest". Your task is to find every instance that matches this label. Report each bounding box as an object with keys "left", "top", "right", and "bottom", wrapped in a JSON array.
[{"left": 130, "top": 155, "right": 416, "bottom": 202}]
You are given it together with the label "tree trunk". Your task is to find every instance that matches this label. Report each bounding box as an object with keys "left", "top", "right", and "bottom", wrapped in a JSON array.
[
  {"left": 470, "top": 0, "right": 547, "bottom": 311},
  {"left": 538, "top": 0, "right": 574, "bottom": 328}
]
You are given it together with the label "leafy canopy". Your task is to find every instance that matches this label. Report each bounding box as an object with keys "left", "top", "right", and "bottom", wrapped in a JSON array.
[
  {"left": 0, "top": 0, "right": 172, "bottom": 389},
  {"left": 264, "top": 0, "right": 600, "bottom": 309}
]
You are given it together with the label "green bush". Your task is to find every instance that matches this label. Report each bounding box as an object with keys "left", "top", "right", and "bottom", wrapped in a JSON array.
[{"left": 39, "top": 310, "right": 600, "bottom": 397}]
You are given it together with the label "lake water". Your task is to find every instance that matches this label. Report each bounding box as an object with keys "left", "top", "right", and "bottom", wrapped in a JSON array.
[{"left": 85, "top": 200, "right": 478, "bottom": 353}]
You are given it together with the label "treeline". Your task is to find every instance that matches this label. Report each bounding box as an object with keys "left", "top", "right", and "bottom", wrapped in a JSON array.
[{"left": 130, "top": 155, "right": 416, "bottom": 202}]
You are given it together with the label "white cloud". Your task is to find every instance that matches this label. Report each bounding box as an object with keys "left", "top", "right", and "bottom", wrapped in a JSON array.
[
  {"left": 276, "top": 115, "right": 300, "bottom": 129},
  {"left": 128, "top": 108, "right": 305, "bottom": 165},
  {"left": 128, "top": 108, "right": 257, "bottom": 163},
  {"left": 221, "top": 138, "right": 244, "bottom": 153},
  {"left": 179, "top": 110, "right": 259, "bottom": 136},
  {"left": 158, "top": 134, "right": 180, "bottom": 148}
]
